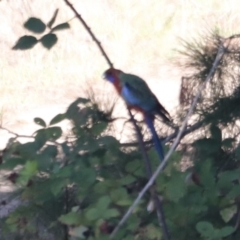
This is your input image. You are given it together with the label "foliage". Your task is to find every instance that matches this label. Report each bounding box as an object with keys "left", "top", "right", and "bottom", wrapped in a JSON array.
[
  {"left": 12, "top": 9, "right": 70, "bottom": 50},
  {"left": 1, "top": 11, "right": 240, "bottom": 240}
]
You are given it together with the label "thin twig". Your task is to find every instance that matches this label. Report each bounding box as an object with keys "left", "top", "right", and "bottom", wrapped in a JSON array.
[
  {"left": 0, "top": 127, "right": 62, "bottom": 146},
  {"left": 110, "top": 37, "right": 227, "bottom": 238},
  {"left": 126, "top": 109, "right": 170, "bottom": 240},
  {"left": 64, "top": 0, "right": 113, "bottom": 68},
  {"left": 120, "top": 119, "right": 205, "bottom": 148}
]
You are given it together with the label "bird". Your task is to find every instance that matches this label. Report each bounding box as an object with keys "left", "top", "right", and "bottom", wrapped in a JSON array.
[{"left": 103, "top": 68, "right": 171, "bottom": 161}]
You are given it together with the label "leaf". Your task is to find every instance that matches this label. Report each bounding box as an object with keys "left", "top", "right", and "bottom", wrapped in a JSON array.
[
  {"left": 59, "top": 212, "right": 82, "bottom": 225},
  {"left": 218, "top": 170, "right": 240, "bottom": 188},
  {"left": 24, "top": 17, "right": 46, "bottom": 33},
  {"left": 66, "top": 98, "right": 90, "bottom": 119},
  {"left": 85, "top": 208, "right": 99, "bottom": 221},
  {"left": 46, "top": 126, "right": 62, "bottom": 140},
  {"left": 91, "top": 122, "right": 108, "bottom": 135},
  {"left": 22, "top": 161, "right": 38, "bottom": 176},
  {"left": 40, "top": 33, "right": 57, "bottom": 49},
  {"left": 236, "top": 145, "right": 240, "bottom": 160},
  {"left": 47, "top": 9, "right": 59, "bottom": 29},
  {"left": 219, "top": 226, "right": 235, "bottom": 237},
  {"left": 97, "top": 196, "right": 111, "bottom": 210},
  {"left": 104, "top": 208, "right": 120, "bottom": 219},
  {"left": 199, "top": 159, "right": 216, "bottom": 189},
  {"left": 97, "top": 136, "right": 120, "bottom": 147},
  {"left": 146, "top": 224, "right": 162, "bottom": 239},
  {"left": 51, "top": 22, "right": 70, "bottom": 32},
  {"left": 110, "top": 188, "right": 131, "bottom": 206},
  {"left": 41, "top": 145, "right": 58, "bottom": 158},
  {"left": 118, "top": 175, "right": 136, "bottom": 185},
  {"left": 165, "top": 173, "right": 186, "bottom": 202},
  {"left": 50, "top": 178, "right": 68, "bottom": 196},
  {"left": 12, "top": 35, "right": 38, "bottom": 50},
  {"left": 49, "top": 113, "right": 66, "bottom": 125},
  {"left": 193, "top": 138, "right": 220, "bottom": 154},
  {"left": 220, "top": 205, "right": 237, "bottom": 223},
  {"left": 125, "top": 160, "right": 141, "bottom": 173},
  {"left": 227, "top": 185, "right": 240, "bottom": 199},
  {"left": 0, "top": 157, "right": 25, "bottom": 170},
  {"left": 222, "top": 138, "right": 235, "bottom": 148},
  {"left": 73, "top": 167, "right": 96, "bottom": 188},
  {"left": 18, "top": 160, "right": 38, "bottom": 185},
  {"left": 34, "top": 117, "right": 46, "bottom": 127},
  {"left": 35, "top": 129, "right": 48, "bottom": 148},
  {"left": 210, "top": 125, "right": 222, "bottom": 142},
  {"left": 196, "top": 221, "right": 214, "bottom": 237}
]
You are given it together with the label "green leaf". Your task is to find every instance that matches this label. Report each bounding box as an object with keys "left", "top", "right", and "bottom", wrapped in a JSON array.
[
  {"left": 236, "top": 145, "right": 240, "bottom": 160},
  {"left": 145, "top": 224, "right": 162, "bottom": 239},
  {"left": 210, "top": 125, "right": 222, "bottom": 142},
  {"left": 85, "top": 208, "right": 99, "bottom": 221},
  {"left": 220, "top": 205, "right": 237, "bottom": 223},
  {"left": 24, "top": 17, "right": 46, "bottom": 33},
  {"left": 91, "top": 122, "right": 108, "bottom": 135},
  {"left": 50, "top": 178, "right": 69, "bottom": 196},
  {"left": 59, "top": 212, "right": 82, "bottom": 225},
  {"left": 218, "top": 170, "right": 240, "bottom": 188},
  {"left": 196, "top": 221, "right": 214, "bottom": 237},
  {"left": 34, "top": 117, "right": 46, "bottom": 127},
  {"left": 98, "top": 136, "right": 120, "bottom": 147},
  {"left": 46, "top": 126, "right": 62, "bottom": 140},
  {"left": 104, "top": 208, "right": 120, "bottom": 219},
  {"left": 22, "top": 161, "right": 38, "bottom": 176},
  {"left": 125, "top": 160, "right": 141, "bottom": 173},
  {"left": 47, "top": 9, "right": 59, "bottom": 29},
  {"left": 199, "top": 159, "right": 215, "bottom": 189},
  {"left": 219, "top": 226, "right": 235, "bottom": 237},
  {"left": 0, "top": 157, "right": 25, "bottom": 170},
  {"left": 97, "top": 196, "right": 111, "bottom": 209},
  {"left": 35, "top": 129, "right": 48, "bottom": 147},
  {"left": 193, "top": 138, "right": 220, "bottom": 154},
  {"left": 66, "top": 98, "right": 90, "bottom": 120},
  {"left": 40, "top": 33, "right": 57, "bottom": 49},
  {"left": 51, "top": 22, "right": 70, "bottom": 32},
  {"left": 12, "top": 35, "right": 38, "bottom": 50},
  {"left": 18, "top": 160, "right": 38, "bottom": 185},
  {"left": 227, "top": 185, "right": 240, "bottom": 198},
  {"left": 73, "top": 167, "right": 96, "bottom": 188},
  {"left": 49, "top": 113, "right": 66, "bottom": 125},
  {"left": 41, "top": 145, "right": 58, "bottom": 158},
  {"left": 118, "top": 175, "right": 136, "bottom": 185},
  {"left": 165, "top": 173, "right": 186, "bottom": 202},
  {"left": 110, "top": 188, "right": 131, "bottom": 206},
  {"left": 222, "top": 138, "right": 235, "bottom": 148}
]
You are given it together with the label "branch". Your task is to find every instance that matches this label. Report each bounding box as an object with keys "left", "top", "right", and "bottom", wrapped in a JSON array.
[
  {"left": 0, "top": 127, "right": 61, "bottom": 146},
  {"left": 120, "top": 118, "right": 205, "bottom": 148},
  {"left": 64, "top": 0, "right": 113, "bottom": 68},
  {"left": 110, "top": 37, "right": 227, "bottom": 238},
  {"left": 126, "top": 109, "right": 170, "bottom": 240}
]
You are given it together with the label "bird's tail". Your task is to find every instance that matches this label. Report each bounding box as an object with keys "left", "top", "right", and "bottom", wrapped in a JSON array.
[{"left": 145, "top": 114, "right": 165, "bottom": 161}]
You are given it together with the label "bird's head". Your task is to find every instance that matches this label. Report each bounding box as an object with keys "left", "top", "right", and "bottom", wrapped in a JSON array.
[{"left": 102, "top": 68, "right": 122, "bottom": 83}]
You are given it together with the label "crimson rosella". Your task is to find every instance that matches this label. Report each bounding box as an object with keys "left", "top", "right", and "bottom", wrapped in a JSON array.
[{"left": 103, "top": 68, "right": 171, "bottom": 161}]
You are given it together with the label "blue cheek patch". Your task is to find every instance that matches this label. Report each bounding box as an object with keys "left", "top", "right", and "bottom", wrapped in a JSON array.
[{"left": 107, "top": 75, "right": 115, "bottom": 83}]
